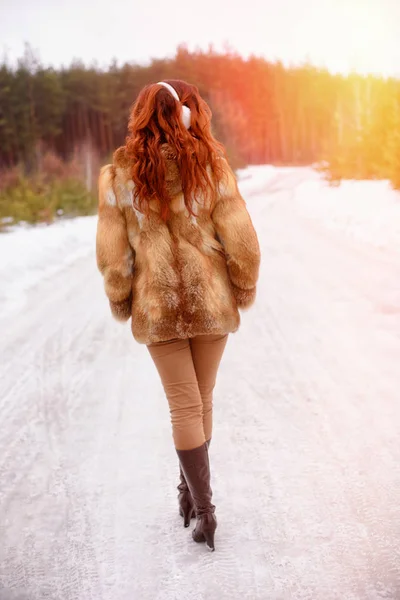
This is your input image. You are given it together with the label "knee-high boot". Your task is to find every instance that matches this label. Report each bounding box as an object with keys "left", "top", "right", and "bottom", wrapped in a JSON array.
[
  {"left": 177, "top": 440, "right": 211, "bottom": 527},
  {"left": 177, "top": 442, "right": 217, "bottom": 551}
]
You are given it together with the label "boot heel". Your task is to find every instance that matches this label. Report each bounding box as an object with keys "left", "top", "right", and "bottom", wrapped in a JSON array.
[
  {"left": 204, "top": 529, "right": 215, "bottom": 552},
  {"left": 178, "top": 489, "right": 195, "bottom": 527},
  {"left": 183, "top": 507, "right": 194, "bottom": 528}
]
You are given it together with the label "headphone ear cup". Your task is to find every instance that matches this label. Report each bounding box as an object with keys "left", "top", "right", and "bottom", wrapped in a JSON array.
[{"left": 181, "top": 105, "right": 191, "bottom": 130}]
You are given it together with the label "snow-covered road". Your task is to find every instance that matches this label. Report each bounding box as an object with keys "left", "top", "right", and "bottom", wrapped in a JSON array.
[{"left": 1, "top": 169, "right": 400, "bottom": 600}]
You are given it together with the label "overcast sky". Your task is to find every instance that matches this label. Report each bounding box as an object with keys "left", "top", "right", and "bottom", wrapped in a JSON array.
[{"left": 1, "top": 0, "right": 400, "bottom": 75}]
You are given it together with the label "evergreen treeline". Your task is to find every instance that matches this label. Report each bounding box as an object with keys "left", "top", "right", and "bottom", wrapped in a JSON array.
[{"left": 1, "top": 46, "right": 400, "bottom": 186}]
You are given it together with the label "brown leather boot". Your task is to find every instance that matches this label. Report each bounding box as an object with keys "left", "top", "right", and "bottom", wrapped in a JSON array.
[
  {"left": 177, "top": 440, "right": 211, "bottom": 527},
  {"left": 177, "top": 442, "right": 217, "bottom": 551}
]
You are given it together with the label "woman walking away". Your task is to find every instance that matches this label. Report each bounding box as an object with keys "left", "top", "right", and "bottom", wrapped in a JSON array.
[{"left": 96, "top": 80, "right": 260, "bottom": 551}]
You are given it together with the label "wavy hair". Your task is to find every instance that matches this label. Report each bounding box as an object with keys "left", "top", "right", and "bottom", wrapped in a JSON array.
[{"left": 125, "top": 79, "right": 226, "bottom": 220}]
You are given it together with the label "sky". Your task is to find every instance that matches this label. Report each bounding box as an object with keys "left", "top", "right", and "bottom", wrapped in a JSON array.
[{"left": 1, "top": 0, "right": 400, "bottom": 76}]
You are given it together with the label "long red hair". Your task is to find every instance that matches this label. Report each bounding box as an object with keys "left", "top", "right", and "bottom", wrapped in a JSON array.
[{"left": 125, "top": 79, "right": 226, "bottom": 220}]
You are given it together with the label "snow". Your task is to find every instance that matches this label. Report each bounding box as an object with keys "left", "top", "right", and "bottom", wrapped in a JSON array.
[
  {"left": 293, "top": 174, "right": 400, "bottom": 252},
  {"left": 0, "top": 217, "right": 97, "bottom": 318},
  {"left": 239, "top": 165, "right": 400, "bottom": 251},
  {"left": 1, "top": 168, "right": 400, "bottom": 599},
  {"left": 237, "top": 164, "right": 278, "bottom": 197}
]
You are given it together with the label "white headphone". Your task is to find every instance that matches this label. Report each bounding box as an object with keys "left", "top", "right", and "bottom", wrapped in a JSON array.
[{"left": 157, "top": 82, "right": 191, "bottom": 130}]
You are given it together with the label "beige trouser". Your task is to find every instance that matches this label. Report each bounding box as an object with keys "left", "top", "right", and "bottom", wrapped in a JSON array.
[{"left": 147, "top": 334, "right": 228, "bottom": 450}]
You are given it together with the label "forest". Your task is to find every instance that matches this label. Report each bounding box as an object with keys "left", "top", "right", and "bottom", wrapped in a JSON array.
[{"left": 1, "top": 45, "right": 400, "bottom": 224}]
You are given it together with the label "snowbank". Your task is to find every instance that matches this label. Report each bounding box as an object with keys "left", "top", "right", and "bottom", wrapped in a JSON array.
[
  {"left": 294, "top": 177, "right": 400, "bottom": 251},
  {"left": 239, "top": 164, "right": 400, "bottom": 252},
  {"left": 237, "top": 165, "right": 277, "bottom": 197},
  {"left": 0, "top": 216, "right": 97, "bottom": 318}
]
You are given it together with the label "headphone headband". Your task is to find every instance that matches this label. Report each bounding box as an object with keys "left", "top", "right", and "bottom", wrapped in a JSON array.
[
  {"left": 156, "top": 81, "right": 191, "bottom": 130},
  {"left": 157, "top": 81, "right": 180, "bottom": 102}
]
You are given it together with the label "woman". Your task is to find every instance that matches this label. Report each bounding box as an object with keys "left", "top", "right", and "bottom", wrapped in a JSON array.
[{"left": 96, "top": 80, "right": 260, "bottom": 551}]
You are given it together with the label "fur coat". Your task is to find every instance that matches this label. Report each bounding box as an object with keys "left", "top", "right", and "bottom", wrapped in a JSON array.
[{"left": 96, "top": 146, "right": 260, "bottom": 344}]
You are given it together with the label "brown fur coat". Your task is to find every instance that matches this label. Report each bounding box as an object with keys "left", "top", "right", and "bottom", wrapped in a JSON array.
[{"left": 96, "top": 146, "right": 260, "bottom": 344}]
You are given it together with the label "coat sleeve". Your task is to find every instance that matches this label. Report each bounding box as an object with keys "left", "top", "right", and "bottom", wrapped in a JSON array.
[
  {"left": 96, "top": 165, "right": 134, "bottom": 322},
  {"left": 211, "top": 159, "right": 261, "bottom": 309}
]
